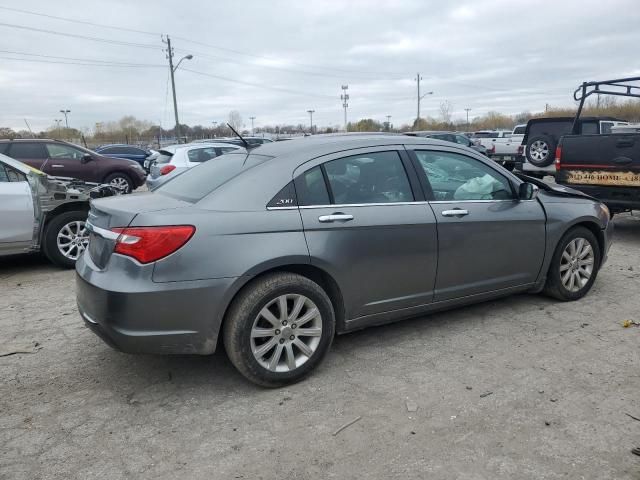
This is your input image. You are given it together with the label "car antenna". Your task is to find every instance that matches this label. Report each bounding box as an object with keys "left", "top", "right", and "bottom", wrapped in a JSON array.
[{"left": 226, "top": 123, "right": 251, "bottom": 150}]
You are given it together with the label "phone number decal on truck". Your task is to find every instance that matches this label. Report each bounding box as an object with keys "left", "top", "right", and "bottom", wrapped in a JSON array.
[{"left": 565, "top": 170, "right": 640, "bottom": 187}]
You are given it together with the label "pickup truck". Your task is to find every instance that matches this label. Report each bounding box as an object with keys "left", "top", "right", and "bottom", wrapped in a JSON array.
[
  {"left": 517, "top": 116, "right": 629, "bottom": 178},
  {"left": 555, "top": 133, "right": 640, "bottom": 213},
  {"left": 472, "top": 125, "right": 526, "bottom": 168},
  {"left": 553, "top": 76, "right": 640, "bottom": 212}
]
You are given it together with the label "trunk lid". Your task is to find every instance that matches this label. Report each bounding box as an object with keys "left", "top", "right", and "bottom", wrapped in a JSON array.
[{"left": 86, "top": 192, "right": 191, "bottom": 269}]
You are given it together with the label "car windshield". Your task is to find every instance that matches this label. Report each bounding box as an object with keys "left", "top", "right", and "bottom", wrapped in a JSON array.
[{"left": 156, "top": 152, "right": 272, "bottom": 203}]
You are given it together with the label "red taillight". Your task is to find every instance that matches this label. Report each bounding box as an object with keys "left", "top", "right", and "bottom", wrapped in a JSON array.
[
  {"left": 555, "top": 146, "right": 562, "bottom": 171},
  {"left": 160, "top": 164, "right": 176, "bottom": 176},
  {"left": 111, "top": 225, "right": 195, "bottom": 264}
]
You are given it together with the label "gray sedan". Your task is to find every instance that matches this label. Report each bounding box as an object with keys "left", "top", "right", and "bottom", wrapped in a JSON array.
[{"left": 77, "top": 135, "right": 613, "bottom": 387}]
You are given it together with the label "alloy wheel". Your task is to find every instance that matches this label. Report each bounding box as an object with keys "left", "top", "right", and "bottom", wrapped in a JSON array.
[
  {"left": 250, "top": 294, "right": 323, "bottom": 372},
  {"left": 560, "top": 237, "right": 594, "bottom": 292},
  {"left": 530, "top": 140, "right": 549, "bottom": 161},
  {"left": 109, "top": 176, "right": 130, "bottom": 193},
  {"left": 56, "top": 220, "right": 89, "bottom": 260}
]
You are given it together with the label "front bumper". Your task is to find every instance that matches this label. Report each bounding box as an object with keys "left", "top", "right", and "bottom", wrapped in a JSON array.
[{"left": 76, "top": 254, "right": 238, "bottom": 355}]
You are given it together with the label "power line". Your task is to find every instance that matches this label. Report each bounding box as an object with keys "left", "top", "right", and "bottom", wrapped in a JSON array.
[
  {"left": 0, "top": 5, "right": 161, "bottom": 36},
  {"left": 181, "top": 68, "right": 335, "bottom": 99},
  {"left": 0, "top": 49, "right": 163, "bottom": 67},
  {"left": 0, "top": 56, "right": 163, "bottom": 68},
  {"left": 0, "top": 22, "right": 161, "bottom": 50}
]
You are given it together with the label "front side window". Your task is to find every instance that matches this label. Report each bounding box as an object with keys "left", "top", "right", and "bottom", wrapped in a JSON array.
[
  {"left": 9, "top": 143, "right": 47, "bottom": 159},
  {"left": 324, "top": 151, "right": 413, "bottom": 204},
  {"left": 187, "top": 147, "right": 218, "bottom": 163},
  {"left": 455, "top": 135, "right": 471, "bottom": 145},
  {"left": 415, "top": 150, "right": 513, "bottom": 201},
  {"left": 46, "top": 144, "right": 85, "bottom": 160}
]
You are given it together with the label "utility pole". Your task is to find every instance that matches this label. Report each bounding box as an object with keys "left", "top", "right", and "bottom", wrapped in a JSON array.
[
  {"left": 386, "top": 115, "right": 392, "bottom": 132},
  {"left": 212, "top": 121, "right": 218, "bottom": 138},
  {"left": 59, "top": 109, "right": 70, "bottom": 129},
  {"left": 415, "top": 73, "right": 433, "bottom": 128},
  {"left": 249, "top": 116, "right": 256, "bottom": 135},
  {"left": 163, "top": 35, "right": 193, "bottom": 144},
  {"left": 464, "top": 108, "right": 472, "bottom": 131},
  {"left": 307, "top": 110, "right": 315, "bottom": 134},
  {"left": 341, "top": 85, "right": 349, "bottom": 131}
]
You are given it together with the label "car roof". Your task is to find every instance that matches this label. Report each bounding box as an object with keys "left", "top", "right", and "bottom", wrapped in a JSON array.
[
  {"left": 161, "top": 143, "right": 244, "bottom": 153},
  {"left": 249, "top": 133, "right": 454, "bottom": 159}
]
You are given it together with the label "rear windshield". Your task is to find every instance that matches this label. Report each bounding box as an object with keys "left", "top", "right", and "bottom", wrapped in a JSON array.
[
  {"left": 473, "top": 132, "right": 499, "bottom": 138},
  {"left": 156, "top": 152, "right": 272, "bottom": 203},
  {"left": 513, "top": 126, "right": 526, "bottom": 135},
  {"left": 155, "top": 150, "right": 174, "bottom": 164}
]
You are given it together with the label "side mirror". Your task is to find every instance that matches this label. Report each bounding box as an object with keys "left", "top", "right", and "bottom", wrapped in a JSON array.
[
  {"left": 81, "top": 153, "right": 93, "bottom": 164},
  {"left": 519, "top": 182, "right": 539, "bottom": 200}
]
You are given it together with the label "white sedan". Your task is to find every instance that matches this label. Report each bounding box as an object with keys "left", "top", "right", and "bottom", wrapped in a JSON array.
[{"left": 146, "top": 143, "right": 244, "bottom": 190}]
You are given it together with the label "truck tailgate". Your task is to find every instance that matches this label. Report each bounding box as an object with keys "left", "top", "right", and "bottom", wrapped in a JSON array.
[{"left": 557, "top": 133, "right": 640, "bottom": 187}]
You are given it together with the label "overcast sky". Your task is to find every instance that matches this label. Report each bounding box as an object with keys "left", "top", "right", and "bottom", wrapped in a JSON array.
[{"left": 1, "top": 0, "right": 639, "bottom": 132}]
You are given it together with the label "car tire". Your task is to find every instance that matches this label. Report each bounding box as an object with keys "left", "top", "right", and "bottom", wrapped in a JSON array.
[
  {"left": 42, "top": 210, "right": 90, "bottom": 269},
  {"left": 543, "top": 227, "right": 601, "bottom": 301},
  {"left": 104, "top": 172, "right": 133, "bottom": 193},
  {"left": 526, "top": 135, "right": 556, "bottom": 167},
  {"left": 223, "top": 272, "right": 335, "bottom": 387}
]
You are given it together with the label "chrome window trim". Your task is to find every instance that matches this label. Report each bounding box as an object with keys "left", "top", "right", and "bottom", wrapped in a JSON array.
[{"left": 266, "top": 199, "right": 529, "bottom": 210}]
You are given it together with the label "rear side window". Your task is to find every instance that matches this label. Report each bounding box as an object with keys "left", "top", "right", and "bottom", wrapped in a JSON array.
[
  {"left": 324, "top": 151, "right": 413, "bottom": 204},
  {"left": 267, "top": 181, "right": 297, "bottom": 208},
  {"left": 581, "top": 122, "right": 598, "bottom": 135},
  {"left": 0, "top": 144, "right": 8, "bottom": 155},
  {"left": 156, "top": 152, "right": 271, "bottom": 203},
  {"left": 296, "top": 166, "right": 330, "bottom": 206},
  {"left": 187, "top": 147, "right": 218, "bottom": 163},
  {"left": 155, "top": 150, "right": 174, "bottom": 164},
  {"left": 9, "top": 143, "right": 47, "bottom": 159}
]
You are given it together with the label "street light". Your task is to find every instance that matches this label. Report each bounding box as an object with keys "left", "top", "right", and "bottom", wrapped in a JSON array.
[
  {"left": 307, "top": 110, "right": 315, "bottom": 134},
  {"left": 164, "top": 35, "right": 193, "bottom": 143},
  {"left": 59, "top": 109, "right": 70, "bottom": 129},
  {"left": 249, "top": 116, "right": 256, "bottom": 135}
]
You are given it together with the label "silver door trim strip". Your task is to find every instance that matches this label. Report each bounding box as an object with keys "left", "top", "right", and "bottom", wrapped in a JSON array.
[{"left": 267, "top": 199, "right": 534, "bottom": 210}]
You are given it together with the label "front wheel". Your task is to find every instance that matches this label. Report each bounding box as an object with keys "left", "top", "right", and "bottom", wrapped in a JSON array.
[
  {"left": 42, "top": 210, "right": 89, "bottom": 268},
  {"left": 223, "top": 272, "right": 335, "bottom": 387},
  {"left": 104, "top": 172, "right": 133, "bottom": 193},
  {"left": 544, "top": 227, "right": 601, "bottom": 301}
]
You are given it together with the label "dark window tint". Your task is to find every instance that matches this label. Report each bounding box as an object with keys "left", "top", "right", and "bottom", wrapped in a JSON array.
[
  {"left": 9, "top": 143, "right": 47, "bottom": 159},
  {"left": 0, "top": 143, "right": 8, "bottom": 154},
  {"left": 455, "top": 134, "right": 471, "bottom": 145},
  {"left": 156, "top": 152, "right": 271, "bottom": 203},
  {"left": 187, "top": 147, "right": 218, "bottom": 163},
  {"left": 513, "top": 126, "right": 526, "bottom": 135},
  {"left": 415, "top": 150, "right": 513, "bottom": 201},
  {"left": 296, "top": 166, "right": 330, "bottom": 206},
  {"left": 219, "top": 147, "right": 238, "bottom": 154},
  {"left": 600, "top": 122, "right": 613, "bottom": 134},
  {"left": 324, "top": 151, "right": 413, "bottom": 204},
  {"left": 267, "top": 181, "right": 297, "bottom": 208},
  {"left": 581, "top": 122, "right": 598, "bottom": 135},
  {"left": 473, "top": 132, "right": 500, "bottom": 138},
  {"left": 155, "top": 150, "right": 174, "bottom": 164}
]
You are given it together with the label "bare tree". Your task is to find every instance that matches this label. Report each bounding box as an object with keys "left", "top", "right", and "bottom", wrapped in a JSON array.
[
  {"left": 228, "top": 110, "right": 243, "bottom": 132},
  {"left": 439, "top": 100, "right": 454, "bottom": 124}
]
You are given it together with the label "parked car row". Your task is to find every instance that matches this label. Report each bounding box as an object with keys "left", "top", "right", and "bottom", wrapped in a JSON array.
[{"left": 0, "top": 139, "right": 147, "bottom": 193}]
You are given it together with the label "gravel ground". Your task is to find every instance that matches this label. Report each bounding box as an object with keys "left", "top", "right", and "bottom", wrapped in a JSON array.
[{"left": 1, "top": 214, "right": 639, "bottom": 480}]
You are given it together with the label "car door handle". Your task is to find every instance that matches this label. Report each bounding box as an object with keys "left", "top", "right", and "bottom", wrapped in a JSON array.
[
  {"left": 51, "top": 164, "right": 64, "bottom": 168},
  {"left": 441, "top": 209, "right": 469, "bottom": 217},
  {"left": 318, "top": 213, "right": 354, "bottom": 223}
]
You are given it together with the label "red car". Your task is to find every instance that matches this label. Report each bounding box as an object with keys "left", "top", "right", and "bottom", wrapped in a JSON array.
[{"left": 0, "top": 139, "right": 147, "bottom": 193}]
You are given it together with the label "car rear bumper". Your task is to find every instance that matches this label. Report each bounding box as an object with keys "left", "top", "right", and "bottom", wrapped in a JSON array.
[{"left": 76, "top": 256, "right": 238, "bottom": 355}]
